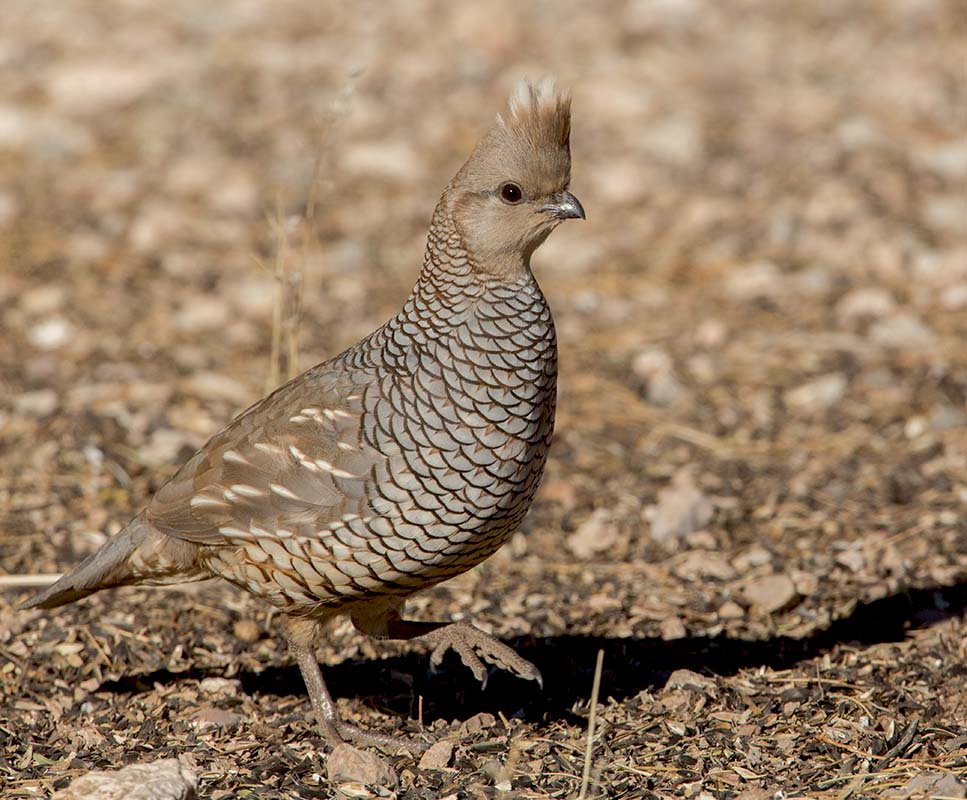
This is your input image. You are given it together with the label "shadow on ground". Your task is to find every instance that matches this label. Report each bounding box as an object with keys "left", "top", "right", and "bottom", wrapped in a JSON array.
[{"left": 100, "top": 582, "right": 967, "bottom": 725}]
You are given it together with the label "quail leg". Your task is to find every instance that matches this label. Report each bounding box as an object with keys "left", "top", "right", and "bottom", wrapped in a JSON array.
[
  {"left": 352, "top": 605, "right": 542, "bottom": 689},
  {"left": 284, "top": 615, "right": 427, "bottom": 752}
]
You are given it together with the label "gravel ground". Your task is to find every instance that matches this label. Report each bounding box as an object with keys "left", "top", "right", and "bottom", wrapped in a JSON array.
[{"left": 1, "top": 1, "right": 965, "bottom": 797}]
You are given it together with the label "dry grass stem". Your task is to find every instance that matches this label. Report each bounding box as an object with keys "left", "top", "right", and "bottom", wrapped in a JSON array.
[{"left": 578, "top": 648, "right": 605, "bottom": 800}]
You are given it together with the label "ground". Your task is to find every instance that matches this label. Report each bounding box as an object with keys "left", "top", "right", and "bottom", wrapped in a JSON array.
[{"left": 1, "top": 1, "right": 965, "bottom": 798}]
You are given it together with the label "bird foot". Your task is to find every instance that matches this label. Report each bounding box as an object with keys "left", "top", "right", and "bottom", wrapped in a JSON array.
[
  {"left": 327, "top": 719, "right": 429, "bottom": 753},
  {"left": 420, "top": 621, "right": 542, "bottom": 690}
]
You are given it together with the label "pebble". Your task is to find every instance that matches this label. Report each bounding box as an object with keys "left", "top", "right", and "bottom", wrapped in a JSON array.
[
  {"left": 53, "top": 757, "right": 197, "bottom": 800},
  {"left": 665, "top": 668, "right": 715, "bottom": 693},
  {"left": 418, "top": 739, "right": 455, "bottom": 771},
  {"left": 565, "top": 508, "right": 617, "bottom": 560},
  {"left": 868, "top": 313, "right": 934, "bottom": 348},
  {"left": 343, "top": 141, "right": 422, "bottom": 181},
  {"left": 889, "top": 772, "right": 966, "bottom": 799},
  {"left": 14, "top": 389, "right": 59, "bottom": 416},
  {"left": 836, "top": 287, "right": 896, "bottom": 321},
  {"left": 632, "top": 347, "right": 683, "bottom": 407},
  {"left": 718, "top": 600, "right": 744, "bottom": 620},
  {"left": 784, "top": 373, "right": 847, "bottom": 415},
  {"left": 233, "top": 618, "right": 262, "bottom": 644},
  {"left": 327, "top": 744, "right": 399, "bottom": 790},
  {"left": 190, "top": 707, "right": 243, "bottom": 730},
  {"left": 724, "top": 261, "right": 783, "bottom": 302},
  {"left": 741, "top": 574, "right": 798, "bottom": 614},
  {"left": 646, "top": 469, "right": 714, "bottom": 543},
  {"left": 28, "top": 318, "right": 74, "bottom": 350}
]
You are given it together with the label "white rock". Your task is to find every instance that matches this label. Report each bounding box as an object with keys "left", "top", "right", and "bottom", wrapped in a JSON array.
[
  {"left": 327, "top": 744, "right": 399, "bottom": 789},
  {"left": 343, "top": 141, "right": 422, "bottom": 181},
  {"left": 836, "top": 287, "right": 896, "bottom": 321},
  {"left": 53, "top": 757, "right": 197, "bottom": 800},
  {"left": 665, "top": 668, "right": 715, "bottom": 693},
  {"left": 888, "top": 772, "right": 966, "bottom": 799},
  {"left": 941, "top": 284, "right": 967, "bottom": 311},
  {"left": 917, "top": 138, "right": 967, "bottom": 180},
  {"left": 46, "top": 61, "right": 163, "bottom": 112},
  {"left": 785, "top": 373, "right": 848, "bottom": 415},
  {"left": 29, "top": 318, "right": 74, "bottom": 350},
  {"left": 172, "top": 297, "right": 229, "bottom": 332},
  {"left": 868, "top": 313, "right": 934, "bottom": 348},
  {"left": 725, "top": 261, "right": 783, "bottom": 301},
  {"left": 0, "top": 190, "right": 18, "bottom": 225},
  {"left": 14, "top": 389, "right": 59, "bottom": 416},
  {"left": 565, "top": 509, "right": 617, "bottom": 559},
  {"left": 647, "top": 469, "right": 714, "bottom": 542},
  {"left": 638, "top": 116, "right": 704, "bottom": 166},
  {"left": 741, "top": 574, "right": 797, "bottom": 614},
  {"left": 632, "top": 348, "right": 683, "bottom": 406}
]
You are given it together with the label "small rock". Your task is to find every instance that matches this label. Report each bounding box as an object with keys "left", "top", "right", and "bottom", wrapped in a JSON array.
[
  {"left": 784, "top": 373, "right": 847, "bottom": 415},
  {"left": 741, "top": 574, "right": 798, "bottom": 614},
  {"left": 327, "top": 744, "right": 399, "bottom": 790},
  {"left": 665, "top": 669, "right": 715, "bottom": 693},
  {"left": 887, "top": 771, "right": 966, "bottom": 799},
  {"left": 233, "top": 618, "right": 261, "bottom": 643},
  {"left": 142, "top": 429, "right": 191, "bottom": 466},
  {"left": 638, "top": 116, "right": 704, "bottom": 166},
  {"left": 734, "top": 790, "right": 777, "bottom": 800},
  {"left": 731, "top": 546, "right": 773, "bottom": 571},
  {"left": 53, "top": 756, "right": 197, "bottom": 800},
  {"left": 565, "top": 508, "right": 617, "bottom": 559},
  {"left": 190, "top": 707, "right": 243, "bottom": 730},
  {"left": 47, "top": 60, "right": 161, "bottom": 112},
  {"left": 792, "top": 571, "right": 819, "bottom": 597},
  {"left": 343, "top": 141, "right": 421, "bottom": 181},
  {"left": 835, "top": 548, "right": 866, "bottom": 573},
  {"left": 941, "top": 283, "right": 967, "bottom": 311},
  {"left": 29, "top": 317, "right": 74, "bottom": 350},
  {"left": 198, "top": 677, "right": 241, "bottom": 696},
  {"left": 459, "top": 712, "right": 497, "bottom": 736},
  {"left": 173, "top": 297, "right": 229, "bottom": 333},
  {"left": 660, "top": 616, "right": 687, "bottom": 640},
  {"left": 917, "top": 139, "right": 967, "bottom": 180},
  {"left": 0, "top": 189, "right": 18, "bottom": 226},
  {"left": 718, "top": 600, "right": 744, "bottom": 620},
  {"left": 869, "top": 313, "right": 934, "bottom": 348},
  {"left": 13, "top": 389, "right": 59, "bottom": 416},
  {"left": 695, "top": 319, "right": 727, "bottom": 347},
  {"left": 418, "top": 739, "right": 455, "bottom": 770},
  {"left": 672, "top": 550, "right": 736, "bottom": 581},
  {"left": 836, "top": 287, "right": 896, "bottom": 321},
  {"left": 923, "top": 193, "right": 967, "bottom": 236},
  {"left": 633, "top": 347, "right": 684, "bottom": 406},
  {"left": 21, "top": 284, "right": 67, "bottom": 314},
  {"left": 646, "top": 469, "right": 714, "bottom": 543},
  {"left": 536, "top": 478, "right": 578, "bottom": 512},
  {"left": 725, "top": 261, "right": 783, "bottom": 302},
  {"left": 929, "top": 405, "right": 967, "bottom": 431},
  {"left": 182, "top": 372, "right": 252, "bottom": 405}
]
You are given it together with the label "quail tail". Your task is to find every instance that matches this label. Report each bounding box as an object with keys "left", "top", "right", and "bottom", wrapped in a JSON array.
[{"left": 22, "top": 516, "right": 201, "bottom": 610}]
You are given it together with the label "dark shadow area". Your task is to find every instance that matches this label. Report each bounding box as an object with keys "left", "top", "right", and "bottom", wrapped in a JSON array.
[{"left": 100, "top": 581, "right": 967, "bottom": 725}]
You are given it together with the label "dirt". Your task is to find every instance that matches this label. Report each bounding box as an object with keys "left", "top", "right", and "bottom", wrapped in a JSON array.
[{"left": 1, "top": 1, "right": 965, "bottom": 797}]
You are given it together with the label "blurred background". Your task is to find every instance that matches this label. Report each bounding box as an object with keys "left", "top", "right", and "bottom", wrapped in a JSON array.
[{"left": 1, "top": 1, "right": 965, "bottom": 796}]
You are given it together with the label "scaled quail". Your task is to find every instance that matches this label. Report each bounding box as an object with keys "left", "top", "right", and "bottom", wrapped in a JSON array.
[{"left": 25, "top": 79, "right": 584, "bottom": 749}]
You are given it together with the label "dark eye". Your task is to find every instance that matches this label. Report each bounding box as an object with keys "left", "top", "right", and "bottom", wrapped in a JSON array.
[{"left": 499, "top": 182, "right": 523, "bottom": 204}]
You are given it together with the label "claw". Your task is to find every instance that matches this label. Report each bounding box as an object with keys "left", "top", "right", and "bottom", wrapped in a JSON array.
[{"left": 418, "top": 622, "right": 540, "bottom": 691}]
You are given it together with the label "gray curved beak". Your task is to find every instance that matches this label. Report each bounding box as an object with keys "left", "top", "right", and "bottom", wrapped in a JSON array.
[{"left": 541, "top": 190, "right": 586, "bottom": 220}]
